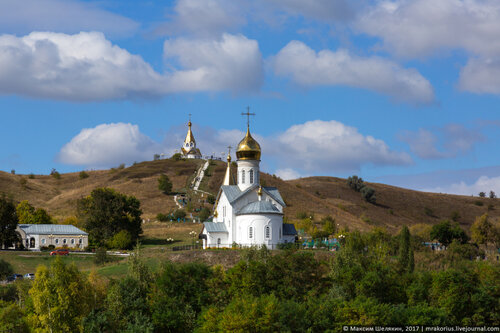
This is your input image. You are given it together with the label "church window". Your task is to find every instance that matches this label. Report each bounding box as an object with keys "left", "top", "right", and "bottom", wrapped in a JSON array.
[
  {"left": 55, "top": 239, "right": 59, "bottom": 244},
  {"left": 79, "top": 239, "right": 82, "bottom": 244},
  {"left": 71, "top": 239, "right": 75, "bottom": 245},
  {"left": 42, "top": 239, "right": 46, "bottom": 245},
  {"left": 217, "top": 238, "right": 221, "bottom": 247},
  {"left": 265, "top": 226, "right": 270, "bottom": 239},
  {"left": 63, "top": 239, "right": 67, "bottom": 244},
  {"left": 249, "top": 226, "right": 253, "bottom": 239},
  {"left": 242, "top": 170, "right": 246, "bottom": 184},
  {"left": 250, "top": 170, "right": 254, "bottom": 184}
]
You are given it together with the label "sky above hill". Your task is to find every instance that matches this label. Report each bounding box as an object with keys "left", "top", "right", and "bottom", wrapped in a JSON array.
[{"left": 1, "top": 0, "right": 500, "bottom": 195}]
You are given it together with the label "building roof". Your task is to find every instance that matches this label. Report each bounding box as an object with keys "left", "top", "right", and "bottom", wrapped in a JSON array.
[
  {"left": 283, "top": 223, "right": 297, "bottom": 235},
  {"left": 219, "top": 184, "right": 286, "bottom": 207},
  {"left": 237, "top": 200, "right": 283, "bottom": 215},
  {"left": 203, "top": 222, "right": 228, "bottom": 233},
  {"left": 262, "top": 187, "right": 286, "bottom": 207},
  {"left": 18, "top": 224, "right": 88, "bottom": 236}
]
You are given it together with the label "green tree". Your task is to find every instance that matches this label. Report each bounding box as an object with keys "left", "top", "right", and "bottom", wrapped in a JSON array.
[
  {"left": 16, "top": 201, "right": 52, "bottom": 224},
  {"left": 0, "top": 259, "right": 13, "bottom": 280},
  {"left": 347, "top": 175, "right": 365, "bottom": 192},
  {"left": 322, "top": 215, "right": 336, "bottom": 235},
  {"left": 29, "top": 257, "right": 93, "bottom": 332},
  {"left": 0, "top": 301, "right": 29, "bottom": 333},
  {"left": 207, "top": 195, "right": 216, "bottom": 204},
  {"left": 157, "top": 174, "right": 172, "bottom": 194},
  {"left": 471, "top": 214, "right": 497, "bottom": 249},
  {"left": 479, "top": 192, "right": 486, "bottom": 198},
  {"left": 77, "top": 188, "right": 142, "bottom": 247},
  {"left": 0, "top": 196, "right": 20, "bottom": 249},
  {"left": 430, "top": 220, "right": 469, "bottom": 247}
]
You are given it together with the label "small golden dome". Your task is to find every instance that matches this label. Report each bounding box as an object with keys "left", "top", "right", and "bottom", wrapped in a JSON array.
[{"left": 236, "top": 127, "right": 261, "bottom": 160}]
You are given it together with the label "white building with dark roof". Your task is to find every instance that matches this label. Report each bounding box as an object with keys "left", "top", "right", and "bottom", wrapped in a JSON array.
[
  {"left": 16, "top": 224, "right": 88, "bottom": 250},
  {"left": 199, "top": 117, "right": 297, "bottom": 249}
]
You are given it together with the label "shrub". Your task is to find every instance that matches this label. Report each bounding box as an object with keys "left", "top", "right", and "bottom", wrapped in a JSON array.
[
  {"left": 474, "top": 200, "right": 483, "bottom": 206},
  {"left": 28, "top": 173, "right": 35, "bottom": 179},
  {"left": 450, "top": 211, "right": 460, "bottom": 222},
  {"left": 360, "top": 186, "right": 376, "bottom": 204},
  {"left": 479, "top": 192, "right": 486, "bottom": 198},
  {"left": 79, "top": 171, "right": 89, "bottom": 179},
  {"left": 198, "top": 208, "right": 211, "bottom": 222},
  {"left": 157, "top": 213, "right": 171, "bottom": 222},
  {"left": 347, "top": 175, "right": 365, "bottom": 192},
  {"left": 424, "top": 207, "right": 434, "bottom": 217},
  {"left": 171, "top": 153, "right": 183, "bottom": 161},
  {"left": 173, "top": 209, "right": 186, "bottom": 220},
  {"left": 296, "top": 211, "right": 308, "bottom": 219},
  {"left": 158, "top": 174, "right": 173, "bottom": 194},
  {"left": 10, "top": 169, "right": 15, "bottom": 175},
  {"left": 207, "top": 195, "right": 216, "bottom": 204},
  {"left": 108, "top": 230, "right": 133, "bottom": 250}
]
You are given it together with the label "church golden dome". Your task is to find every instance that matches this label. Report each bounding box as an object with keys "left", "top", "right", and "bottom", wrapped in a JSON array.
[{"left": 236, "top": 126, "right": 261, "bottom": 160}]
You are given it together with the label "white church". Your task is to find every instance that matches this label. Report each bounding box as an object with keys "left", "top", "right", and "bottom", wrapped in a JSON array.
[{"left": 199, "top": 116, "right": 297, "bottom": 249}]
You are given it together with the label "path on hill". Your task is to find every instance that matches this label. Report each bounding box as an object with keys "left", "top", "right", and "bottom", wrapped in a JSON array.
[{"left": 192, "top": 160, "right": 209, "bottom": 191}]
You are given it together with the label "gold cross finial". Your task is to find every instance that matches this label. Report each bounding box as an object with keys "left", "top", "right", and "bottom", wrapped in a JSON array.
[
  {"left": 227, "top": 145, "right": 232, "bottom": 154},
  {"left": 241, "top": 106, "right": 255, "bottom": 129}
]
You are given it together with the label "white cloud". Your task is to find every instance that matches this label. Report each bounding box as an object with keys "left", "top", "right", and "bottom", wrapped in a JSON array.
[
  {"left": 272, "top": 40, "right": 434, "bottom": 104},
  {"left": 0, "top": 32, "right": 263, "bottom": 101},
  {"left": 275, "top": 168, "right": 303, "bottom": 180},
  {"left": 459, "top": 58, "right": 500, "bottom": 94},
  {"left": 399, "top": 124, "right": 484, "bottom": 159},
  {"left": 268, "top": 120, "right": 412, "bottom": 173},
  {"left": 58, "top": 123, "right": 161, "bottom": 168},
  {"left": 155, "top": 0, "right": 246, "bottom": 37},
  {"left": 0, "top": 0, "right": 138, "bottom": 37},
  {"left": 357, "top": 0, "right": 500, "bottom": 59},
  {"left": 425, "top": 176, "right": 500, "bottom": 196},
  {"left": 163, "top": 33, "right": 263, "bottom": 93}
]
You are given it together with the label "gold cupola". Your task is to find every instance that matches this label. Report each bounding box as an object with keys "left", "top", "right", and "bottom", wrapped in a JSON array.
[
  {"left": 236, "top": 126, "right": 261, "bottom": 160},
  {"left": 184, "top": 120, "right": 195, "bottom": 144}
]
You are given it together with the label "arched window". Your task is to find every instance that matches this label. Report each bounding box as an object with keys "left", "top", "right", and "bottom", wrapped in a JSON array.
[
  {"left": 249, "top": 226, "right": 253, "bottom": 239},
  {"left": 71, "top": 239, "right": 75, "bottom": 245},
  {"left": 217, "top": 238, "right": 221, "bottom": 247},
  {"left": 55, "top": 239, "right": 59, "bottom": 244},
  {"left": 249, "top": 169, "right": 254, "bottom": 184},
  {"left": 42, "top": 239, "right": 46, "bottom": 245},
  {"left": 265, "top": 225, "right": 270, "bottom": 239},
  {"left": 241, "top": 170, "right": 246, "bottom": 184},
  {"left": 63, "top": 239, "right": 67, "bottom": 244}
]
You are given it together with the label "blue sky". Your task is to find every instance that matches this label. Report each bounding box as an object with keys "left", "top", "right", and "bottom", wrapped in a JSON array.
[{"left": 1, "top": 0, "right": 500, "bottom": 195}]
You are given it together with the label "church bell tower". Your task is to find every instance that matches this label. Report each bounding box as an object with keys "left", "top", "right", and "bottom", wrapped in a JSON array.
[{"left": 236, "top": 109, "right": 261, "bottom": 191}]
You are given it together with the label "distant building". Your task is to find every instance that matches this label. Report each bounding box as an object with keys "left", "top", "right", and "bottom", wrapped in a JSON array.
[
  {"left": 16, "top": 224, "right": 88, "bottom": 251},
  {"left": 181, "top": 117, "right": 202, "bottom": 159},
  {"left": 200, "top": 114, "right": 297, "bottom": 249}
]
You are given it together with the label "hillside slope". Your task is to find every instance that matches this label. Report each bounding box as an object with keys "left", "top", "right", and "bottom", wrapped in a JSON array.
[{"left": 1, "top": 159, "right": 497, "bottom": 232}]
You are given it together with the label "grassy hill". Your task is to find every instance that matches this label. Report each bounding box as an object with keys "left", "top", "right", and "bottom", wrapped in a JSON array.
[{"left": 1, "top": 158, "right": 498, "bottom": 233}]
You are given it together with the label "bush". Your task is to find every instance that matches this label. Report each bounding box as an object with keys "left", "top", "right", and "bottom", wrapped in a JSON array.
[
  {"left": 108, "top": 230, "right": 133, "bottom": 250},
  {"left": 28, "top": 173, "right": 35, "bottom": 179},
  {"left": 173, "top": 209, "right": 186, "bottom": 220},
  {"left": 207, "top": 195, "right": 216, "bottom": 205},
  {"left": 171, "top": 153, "right": 183, "bottom": 161},
  {"left": 79, "top": 171, "right": 89, "bottom": 179},
  {"left": 474, "top": 200, "right": 483, "bottom": 206},
  {"left": 296, "top": 211, "right": 308, "bottom": 219},
  {"left": 347, "top": 175, "right": 365, "bottom": 192},
  {"left": 158, "top": 174, "right": 173, "bottom": 194},
  {"left": 157, "top": 213, "right": 171, "bottom": 222},
  {"left": 198, "top": 208, "right": 211, "bottom": 222},
  {"left": 360, "top": 186, "right": 376, "bottom": 204}
]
